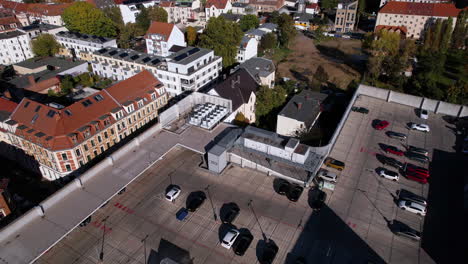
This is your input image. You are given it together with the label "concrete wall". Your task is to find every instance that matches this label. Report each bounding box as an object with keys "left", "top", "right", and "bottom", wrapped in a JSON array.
[
  {"left": 389, "top": 91, "right": 421, "bottom": 108},
  {"left": 421, "top": 98, "right": 438, "bottom": 112},
  {"left": 356, "top": 84, "right": 389, "bottom": 100},
  {"left": 459, "top": 106, "right": 468, "bottom": 117},
  {"left": 436, "top": 101, "right": 462, "bottom": 116}
]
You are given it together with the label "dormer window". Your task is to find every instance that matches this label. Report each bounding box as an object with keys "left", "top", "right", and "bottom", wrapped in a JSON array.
[
  {"left": 138, "top": 101, "right": 144, "bottom": 108},
  {"left": 151, "top": 93, "right": 156, "bottom": 100}
]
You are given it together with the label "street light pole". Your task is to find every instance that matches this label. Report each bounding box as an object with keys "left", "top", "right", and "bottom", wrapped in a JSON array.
[
  {"left": 248, "top": 199, "right": 267, "bottom": 241},
  {"left": 205, "top": 185, "right": 217, "bottom": 221},
  {"left": 99, "top": 216, "right": 109, "bottom": 262}
]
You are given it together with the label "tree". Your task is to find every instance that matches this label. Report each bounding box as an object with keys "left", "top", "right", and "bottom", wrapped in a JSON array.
[
  {"left": 135, "top": 6, "right": 150, "bottom": 32},
  {"left": 239, "top": 14, "right": 259, "bottom": 31},
  {"left": 118, "top": 23, "right": 139, "bottom": 48},
  {"left": 277, "top": 13, "right": 296, "bottom": 48},
  {"left": 186, "top": 26, "right": 198, "bottom": 46},
  {"left": 62, "top": 2, "right": 116, "bottom": 37},
  {"left": 451, "top": 10, "right": 467, "bottom": 49},
  {"left": 321, "top": 0, "right": 339, "bottom": 9},
  {"left": 199, "top": 17, "right": 243, "bottom": 68},
  {"left": 31, "top": 34, "right": 60, "bottom": 57},
  {"left": 268, "top": 11, "right": 280, "bottom": 24},
  {"left": 259, "top": 32, "right": 277, "bottom": 52},
  {"left": 233, "top": 112, "right": 250, "bottom": 127},
  {"left": 148, "top": 6, "right": 168, "bottom": 23},
  {"left": 255, "top": 85, "right": 287, "bottom": 118},
  {"left": 103, "top": 6, "right": 124, "bottom": 29},
  {"left": 60, "top": 75, "right": 75, "bottom": 94},
  {"left": 432, "top": 19, "right": 443, "bottom": 51},
  {"left": 440, "top": 17, "right": 453, "bottom": 52},
  {"left": 315, "top": 65, "right": 329, "bottom": 83}
]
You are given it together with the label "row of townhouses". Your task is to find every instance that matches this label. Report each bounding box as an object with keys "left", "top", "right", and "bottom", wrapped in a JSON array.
[
  {"left": 0, "top": 70, "right": 168, "bottom": 180},
  {"left": 0, "top": 0, "right": 71, "bottom": 26}
]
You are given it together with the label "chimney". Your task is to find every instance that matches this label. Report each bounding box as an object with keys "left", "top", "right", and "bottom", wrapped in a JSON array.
[
  {"left": 296, "top": 102, "right": 302, "bottom": 110},
  {"left": 28, "top": 75, "right": 36, "bottom": 86}
]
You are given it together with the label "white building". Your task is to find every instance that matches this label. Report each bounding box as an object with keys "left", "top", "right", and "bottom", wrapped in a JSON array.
[
  {"left": 305, "top": 3, "right": 320, "bottom": 15},
  {"left": 379, "top": 0, "right": 450, "bottom": 8},
  {"left": 276, "top": 90, "right": 327, "bottom": 137},
  {"left": 239, "top": 57, "right": 275, "bottom": 88},
  {"left": 375, "top": 1, "right": 461, "bottom": 39},
  {"left": 258, "top": 23, "right": 278, "bottom": 33},
  {"left": 205, "top": 0, "right": 232, "bottom": 20},
  {"left": 161, "top": 0, "right": 202, "bottom": 25},
  {"left": 18, "top": 23, "right": 66, "bottom": 39},
  {"left": 231, "top": 2, "right": 254, "bottom": 15},
  {"left": 145, "top": 21, "right": 186, "bottom": 57},
  {"left": 237, "top": 36, "right": 257, "bottom": 63},
  {"left": 118, "top": 0, "right": 158, "bottom": 24},
  {"left": 0, "top": 1, "right": 71, "bottom": 26},
  {"left": 56, "top": 31, "right": 117, "bottom": 61},
  {"left": 0, "top": 30, "right": 33, "bottom": 65}
]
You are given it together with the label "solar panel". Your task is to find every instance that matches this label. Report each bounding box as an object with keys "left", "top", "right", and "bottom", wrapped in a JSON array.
[
  {"left": 119, "top": 53, "right": 128, "bottom": 58},
  {"left": 109, "top": 50, "right": 118, "bottom": 56},
  {"left": 98, "top": 37, "right": 106, "bottom": 42},
  {"left": 142, "top": 57, "right": 151, "bottom": 62},
  {"left": 151, "top": 59, "right": 160, "bottom": 65},
  {"left": 94, "top": 94, "right": 104, "bottom": 102},
  {"left": 46, "top": 110, "right": 56, "bottom": 118},
  {"left": 130, "top": 55, "right": 139, "bottom": 60},
  {"left": 98, "top": 48, "right": 106, "bottom": 54},
  {"left": 188, "top": 48, "right": 200, "bottom": 55},
  {"left": 174, "top": 53, "right": 188, "bottom": 61}
]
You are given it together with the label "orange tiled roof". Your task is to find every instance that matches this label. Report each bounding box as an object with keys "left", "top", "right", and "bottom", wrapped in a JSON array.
[
  {"left": 0, "top": 0, "right": 72, "bottom": 16},
  {"left": 0, "top": 97, "right": 18, "bottom": 113},
  {"left": 379, "top": 2, "right": 462, "bottom": 17},
  {"left": 160, "top": 1, "right": 175, "bottom": 7},
  {"left": 24, "top": 77, "right": 60, "bottom": 93},
  {"left": 376, "top": 25, "right": 408, "bottom": 34},
  {"left": 145, "top": 21, "right": 175, "bottom": 41},
  {"left": 206, "top": 0, "right": 229, "bottom": 9},
  {"left": 306, "top": 3, "right": 319, "bottom": 9}
]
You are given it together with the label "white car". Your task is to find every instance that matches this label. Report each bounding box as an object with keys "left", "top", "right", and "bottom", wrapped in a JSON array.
[
  {"left": 398, "top": 200, "right": 427, "bottom": 216},
  {"left": 419, "top": 109, "right": 428, "bottom": 119},
  {"left": 378, "top": 168, "right": 399, "bottom": 181},
  {"left": 221, "top": 229, "right": 240, "bottom": 249},
  {"left": 317, "top": 169, "right": 338, "bottom": 183},
  {"left": 410, "top": 123, "right": 430, "bottom": 132},
  {"left": 165, "top": 186, "right": 181, "bottom": 202}
]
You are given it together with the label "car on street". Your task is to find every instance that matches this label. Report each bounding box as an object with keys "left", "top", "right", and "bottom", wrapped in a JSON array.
[
  {"left": 374, "top": 120, "right": 390, "bottom": 130},
  {"left": 405, "top": 152, "right": 430, "bottom": 164},
  {"left": 165, "top": 186, "right": 181, "bottom": 202},
  {"left": 378, "top": 168, "right": 399, "bottom": 181},
  {"left": 317, "top": 169, "right": 338, "bottom": 183},
  {"left": 287, "top": 184, "right": 304, "bottom": 202},
  {"left": 386, "top": 131, "right": 407, "bottom": 141},
  {"left": 233, "top": 232, "right": 254, "bottom": 256},
  {"left": 310, "top": 187, "right": 327, "bottom": 211},
  {"left": 380, "top": 155, "right": 404, "bottom": 169},
  {"left": 221, "top": 229, "right": 240, "bottom": 249},
  {"left": 187, "top": 192, "right": 206, "bottom": 212},
  {"left": 277, "top": 179, "right": 291, "bottom": 195},
  {"left": 351, "top": 106, "right": 369, "bottom": 114},
  {"left": 398, "top": 199, "right": 427, "bottom": 216},
  {"left": 260, "top": 241, "right": 279, "bottom": 264},
  {"left": 222, "top": 203, "right": 240, "bottom": 224},
  {"left": 409, "top": 123, "right": 430, "bottom": 132},
  {"left": 325, "top": 157, "right": 345, "bottom": 171},
  {"left": 384, "top": 145, "right": 404, "bottom": 156},
  {"left": 419, "top": 109, "right": 429, "bottom": 119},
  {"left": 407, "top": 146, "right": 429, "bottom": 156},
  {"left": 392, "top": 221, "right": 421, "bottom": 241}
]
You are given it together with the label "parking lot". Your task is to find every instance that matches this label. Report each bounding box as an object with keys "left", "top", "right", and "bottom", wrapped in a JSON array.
[{"left": 325, "top": 95, "right": 458, "bottom": 264}]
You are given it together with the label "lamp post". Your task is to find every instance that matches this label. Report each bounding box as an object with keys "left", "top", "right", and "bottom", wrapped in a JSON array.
[
  {"left": 248, "top": 199, "right": 267, "bottom": 241},
  {"left": 99, "top": 216, "right": 109, "bottom": 262},
  {"left": 205, "top": 185, "right": 217, "bottom": 221}
]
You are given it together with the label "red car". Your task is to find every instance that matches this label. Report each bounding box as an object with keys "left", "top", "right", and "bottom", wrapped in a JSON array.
[
  {"left": 406, "top": 172, "right": 429, "bottom": 184},
  {"left": 406, "top": 164, "right": 430, "bottom": 178},
  {"left": 374, "top": 120, "right": 390, "bottom": 130},
  {"left": 385, "top": 146, "right": 404, "bottom": 156}
]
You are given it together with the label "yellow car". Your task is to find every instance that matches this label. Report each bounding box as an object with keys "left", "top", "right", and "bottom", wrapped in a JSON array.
[{"left": 324, "top": 158, "right": 345, "bottom": 171}]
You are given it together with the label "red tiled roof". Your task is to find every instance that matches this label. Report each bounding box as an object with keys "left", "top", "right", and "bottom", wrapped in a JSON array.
[
  {"left": 379, "top": 2, "right": 462, "bottom": 17},
  {"left": 376, "top": 25, "right": 408, "bottom": 34},
  {"left": 145, "top": 21, "right": 175, "bottom": 40},
  {"left": 24, "top": 77, "right": 60, "bottom": 93},
  {"left": 306, "top": 3, "right": 319, "bottom": 9},
  {"left": 0, "top": 97, "right": 18, "bottom": 113},
  {"left": 0, "top": 0, "right": 72, "bottom": 16},
  {"left": 113, "top": 0, "right": 126, "bottom": 4},
  {"left": 160, "top": 1, "right": 175, "bottom": 7},
  {"left": 249, "top": 0, "right": 284, "bottom": 9},
  {"left": 206, "top": 0, "right": 229, "bottom": 9}
]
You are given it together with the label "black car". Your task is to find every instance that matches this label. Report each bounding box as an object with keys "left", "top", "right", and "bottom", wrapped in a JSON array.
[
  {"left": 351, "top": 106, "right": 369, "bottom": 114},
  {"left": 222, "top": 203, "right": 240, "bottom": 224},
  {"left": 232, "top": 232, "right": 254, "bottom": 256},
  {"left": 309, "top": 188, "right": 327, "bottom": 210},
  {"left": 392, "top": 221, "right": 421, "bottom": 241},
  {"left": 386, "top": 131, "right": 407, "bottom": 141},
  {"left": 405, "top": 152, "right": 430, "bottom": 164},
  {"left": 260, "top": 241, "right": 279, "bottom": 264},
  {"left": 187, "top": 192, "right": 206, "bottom": 212},
  {"left": 79, "top": 216, "right": 92, "bottom": 227},
  {"left": 381, "top": 156, "right": 405, "bottom": 169},
  {"left": 407, "top": 146, "right": 428, "bottom": 156},
  {"left": 277, "top": 179, "right": 291, "bottom": 195},
  {"left": 287, "top": 184, "right": 304, "bottom": 202}
]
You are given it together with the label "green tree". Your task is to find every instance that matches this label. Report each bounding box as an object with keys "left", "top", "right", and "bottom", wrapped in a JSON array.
[
  {"left": 315, "top": 65, "right": 329, "bottom": 84},
  {"left": 432, "top": 19, "right": 443, "bottom": 51},
  {"left": 148, "top": 6, "right": 168, "bottom": 23},
  {"left": 60, "top": 75, "right": 75, "bottom": 94},
  {"left": 422, "top": 26, "right": 433, "bottom": 51},
  {"left": 451, "top": 10, "right": 467, "bottom": 50},
  {"left": 118, "top": 23, "right": 139, "bottom": 48},
  {"left": 268, "top": 11, "right": 280, "bottom": 24},
  {"left": 62, "top": 2, "right": 116, "bottom": 37},
  {"left": 103, "top": 6, "right": 124, "bottom": 29},
  {"left": 233, "top": 112, "right": 250, "bottom": 127},
  {"left": 199, "top": 17, "right": 243, "bottom": 68},
  {"left": 135, "top": 6, "right": 150, "bottom": 32},
  {"left": 31, "top": 34, "right": 60, "bottom": 57},
  {"left": 186, "top": 26, "right": 198, "bottom": 46},
  {"left": 321, "top": 0, "right": 339, "bottom": 9},
  {"left": 259, "top": 32, "right": 277, "bottom": 52},
  {"left": 239, "top": 14, "right": 259, "bottom": 31},
  {"left": 277, "top": 13, "right": 296, "bottom": 48},
  {"left": 440, "top": 17, "right": 453, "bottom": 52}
]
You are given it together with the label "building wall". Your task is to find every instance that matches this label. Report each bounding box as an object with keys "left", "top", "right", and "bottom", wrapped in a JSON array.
[
  {"left": 334, "top": 1, "right": 358, "bottom": 32},
  {"left": 91, "top": 53, "right": 160, "bottom": 81},
  {"left": 0, "top": 33, "right": 33, "bottom": 65},
  {"left": 259, "top": 72, "right": 275, "bottom": 88},
  {"left": 223, "top": 91, "right": 256, "bottom": 124},
  {"left": 237, "top": 38, "right": 257, "bottom": 63},
  {"left": 379, "top": 0, "right": 448, "bottom": 8},
  {"left": 120, "top": 2, "right": 158, "bottom": 24},
  {"left": 146, "top": 27, "right": 186, "bottom": 57},
  {"left": 57, "top": 35, "right": 117, "bottom": 61},
  {"left": 205, "top": 1, "right": 232, "bottom": 20},
  {"left": 164, "top": 1, "right": 201, "bottom": 24},
  {"left": 276, "top": 115, "right": 305, "bottom": 136}
]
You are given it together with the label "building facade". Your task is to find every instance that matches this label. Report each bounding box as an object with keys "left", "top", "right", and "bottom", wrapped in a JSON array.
[
  {"left": 0, "top": 12, "right": 21, "bottom": 33},
  {"left": 18, "top": 23, "right": 66, "bottom": 39},
  {"left": 205, "top": 0, "right": 232, "bottom": 20},
  {"left": 239, "top": 57, "right": 275, "bottom": 88},
  {"left": 237, "top": 36, "right": 257, "bottom": 63},
  {"left": 0, "top": 0, "right": 72, "bottom": 26},
  {"left": 0, "top": 30, "right": 33, "bottom": 65},
  {"left": 248, "top": 0, "right": 285, "bottom": 12},
  {"left": 56, "top": 31, "right": 117, "bottom": 61},
  {"left": 375, "top": 2, "right": 461, "bottom": 39},
  {"left": 3, "top": 70, "right": 168, "bottom": 180},
  {"left": 334, "top": 0, "right": 358, "bottom": 33},
  {"left": 161, "top": 0, "right": 202, "bottom": 25},
  {"left": 145, "top": 22, "right": 186, "bottom": 57},
  {"left": 117, "top": 0, "right": 158, "bottom": 24},
  {"left": 379, "top": 0, "right": 450, "bottom": 8}
]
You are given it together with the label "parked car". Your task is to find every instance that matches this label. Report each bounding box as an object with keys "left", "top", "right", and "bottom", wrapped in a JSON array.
[
  {"left": 310, "top": 187, "right": 327, "bottom": 210},
  {"left": 398, "top": 199, "right": 427, "bottom": 216},
  {"left": 405, "top": 164, "right": 430, "bottom": 178},
  {"left": 187, "top": 192, "right": 206, "bottom": 212},
  {"left": 287, "top": 184, "right": 304, "bottom": 202},
  {"left": 351, "top": 106, "right": 369, "bottom": 114},
  {"left": 400, "top": 194, "right": 427, "bottom": 206},
  {"left": 419, "top": 109, "right": 429, "bottom": 119},
  {"left": 378, "top": 168, "right": 399, "bottom": 181},
  {"left": 405, "top": 152, "right": 430, "bottom": 164},
  {"left": 233, "top": 232, "right": 254, "bottom": 256},
  {"left": 385, "top": 145, "right": 404, "bottom": 156},
  {"left": 317, "top": 169, "right": 338, "bottom": 183},
  {"left": 222, "top": 203, "right": 240, "bottom": 224},
  {"left": 405, "top": 172, "right": 429, "bottom": 184},
  {"left": 79, "top": 216, "right": 92, "bottom": 227},
  {"left": 407, "top": 146, "right": 429, "bottom": 156},
  {"left": 325, "top": 157, "right": 345, "bottom": 171},
  {"left": 165, "top": 186, "right": 181, "bottom": 202},
  {"left": 392, "top": 221, "right": 421, "bottom": 241},
  {"left": 374, "top": 120, "right": 390, "bottom": 130},
  {"left": 387, "top": 131, "right": 407, "bottom": 141},
  {"left": 380, "top": 156, "right": 404, "bottom": 169},
  {"left": 221, "top": 229, "right": 240, "bottom": 249},
  {"left": 260, "top": 241, "right": 279, "bottom": 264},
  {"left": 409, "top": 123, "right": 430, "bottom": 132},
  {"left": 277, "top": 179, "right": 291, "bottom": 195}
]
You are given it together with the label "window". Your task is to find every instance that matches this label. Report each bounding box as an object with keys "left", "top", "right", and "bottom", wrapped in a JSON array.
[
  {"left": 91, "top": 140, "right": 95, "bottom": 147},
  {"left": 87, "top": 155, "right": 91, "bottom": 161},
  {"left": 84, "top": 144, "right": 88, "bottom": 151},
  {"left": 75, "top": 149, "right": 81, "bottom": 156},
  {"left": 65, "top": 164, "right": 72, "bottom": 171},
  {"left": 62, "top": 153, "right": 68, "bottom": 160},
  {"left": 104, "top": 131, "right": 108, "bottom": 138},
  {"left": 98, "top": 136, "right": 102, "bottom": 143}
]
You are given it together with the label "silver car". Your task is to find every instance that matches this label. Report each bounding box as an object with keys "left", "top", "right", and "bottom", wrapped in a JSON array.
[{"left": 317, "top": 169, "right": 338, "bottom": 183}]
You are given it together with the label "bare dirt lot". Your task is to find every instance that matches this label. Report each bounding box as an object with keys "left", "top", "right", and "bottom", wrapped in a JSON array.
[{"left": 276, "top": 33, "right": 363, "bottom": 89}]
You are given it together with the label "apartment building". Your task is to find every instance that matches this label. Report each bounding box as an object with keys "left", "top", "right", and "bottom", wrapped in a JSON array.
[
  {"left": 56, "top": 31, "right": 118, "bottom": 61},
  {"left": 0, "top": 11, "right": 21, "bottom": 33},
  {"left": 237, "top": 36, "right": 257, "bottom": 63},
  {"left": 161, "top": 0, "right": 203, "bottom": 25},
  {"left": 117, "top": 0, "right": 158, "bottom": 24},
  {"left": 0, "top": 0, "right": 72, "bottom": 26},
  {"left": 0, "top": 30, "right": 33, "bottom": 65},
  {"left": 18, "top": 23, "right": 66, "bottom": 39},
  {"left": 248, "top": 0, "right": 285, "bottom": 13},
  {"left": 379, "top": 0, "right": 450, "bottom": 8},
  {"left": 145, "top": 21, "right": 186, "bottom": 57},
  {"left": 334, "top": 0, "right": 358, "bottom": 33},
  {"left": 205, "top": 0, "right": 232, "bottom": 20},
  {"left": 239, "top": 57, "right": 275, "bottom": 88},
  {"left": 3, "top": 70, "right": 168, "bottom": 180},
  {"left": 376, "top": 1, "right": 461, "bottom": 39}
]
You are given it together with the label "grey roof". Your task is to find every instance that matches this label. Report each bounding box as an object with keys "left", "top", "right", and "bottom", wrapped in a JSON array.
[
  {"left": 259, "top": 23, "right": 278, "bottom": 31},
  {"left": 20, "top": 23, "right": 61, "bottom": 32},
  {"left": 212, "top": 68, "right": 258, "bottom": 110},
  {"left": 245, "top": 28, "right": 267, "bottom": 37},
  {"left": 294, "top": 13, "right": 315, "bottom": 22},
  {"left": 14, "top": 57, "right": 82, "bottom": 70},
  {"left": 94, "top": 47, "right": 164, "bottom": 66},
  {"left": 243, "top": 126, "right": 287, "bottom": 148},
  {"left": 240, "top": 36, "right": 254, "bottom": 48},
  {"left": 0, "top": 30, "right": 25, "bottom": 40},
  {"left": 87, "top": 0, "right": 115, "bottom": 9},
  {"left": 57, "top": 31, "right": 115, "bottom": 44},
  {"left": 167, "top": 46, "right": 212, "bottom": 65},
  {"left": 278, "top": 90, "right": 328, "bottom": 127},
  {"left": 220, "top": 13, "right": 243, "bottom": 22},
  {"left": 239, "top": 57, "right": 275, "bottom": 82},
  {"left": 232, "top": 2, "right": 249, "bottom": 7},
  {"left": 0, "top": 110, "right": 11, "bottom": 122}
]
